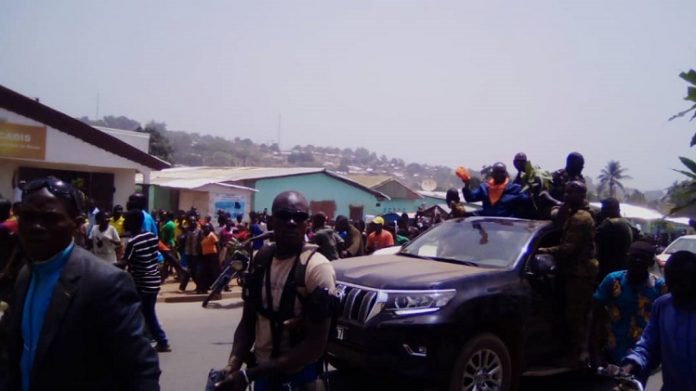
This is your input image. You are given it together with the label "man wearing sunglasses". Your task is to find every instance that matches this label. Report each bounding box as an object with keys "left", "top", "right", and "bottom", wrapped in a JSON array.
[
  {"left": 2, "top": 177, "right": 160, "bottom": 390},
  {"left": 216, "top": 191, "right": 337, "bottom": 391}
]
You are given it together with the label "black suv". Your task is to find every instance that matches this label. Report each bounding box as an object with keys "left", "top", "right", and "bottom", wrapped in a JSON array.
[{"left": 328, "top": 217, "right": 567, "bottom": 391}]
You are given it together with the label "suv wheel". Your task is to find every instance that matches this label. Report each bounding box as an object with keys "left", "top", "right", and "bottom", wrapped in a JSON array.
[{"left": 450, "top": 333, "right": 511, "bottom": 391}]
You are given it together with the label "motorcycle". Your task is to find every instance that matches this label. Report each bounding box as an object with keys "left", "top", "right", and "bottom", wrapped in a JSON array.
[
  {"left": 596, "top": 366, "right": 644, "bottom": 391},
  {"left": 202, "top": 231, "right": 273, "bottom": 308},
  {"left": 202, "top": 237, "right": 250, "bottom": 308}
]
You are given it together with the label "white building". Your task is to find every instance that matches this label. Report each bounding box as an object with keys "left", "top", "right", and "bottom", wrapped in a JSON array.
[{"left": 0, "top": 85, "right": 169, "bottom": 210}]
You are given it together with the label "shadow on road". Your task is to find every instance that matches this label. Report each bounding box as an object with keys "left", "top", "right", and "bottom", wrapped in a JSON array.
[
  {"left": 204, "top": 301, "right": 245, "bottom": 310},
  {"left": 325, "top": 369, "right": 618, "bottom": 391}
]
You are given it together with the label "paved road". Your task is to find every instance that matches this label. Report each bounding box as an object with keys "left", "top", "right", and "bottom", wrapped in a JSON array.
[{"left": 157, "top": 297, "right": 661, "bottom": 391}]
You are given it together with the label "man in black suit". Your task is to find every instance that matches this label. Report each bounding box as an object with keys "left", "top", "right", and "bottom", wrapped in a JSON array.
[{"left": 2, "top": 177, "right": 160, "bottom": 390}]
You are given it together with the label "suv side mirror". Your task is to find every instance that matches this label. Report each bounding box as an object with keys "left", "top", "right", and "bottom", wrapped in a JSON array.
[{"left": 527, "top": 253, "right": 556, "bottom": 279}]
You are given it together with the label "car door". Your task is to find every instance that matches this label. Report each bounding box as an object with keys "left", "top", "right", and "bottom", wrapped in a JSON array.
[{"left": 521, "top": 229, "right": 566, "bottom": 369}]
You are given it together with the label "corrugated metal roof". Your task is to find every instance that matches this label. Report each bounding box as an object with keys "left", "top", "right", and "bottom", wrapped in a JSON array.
[
  {"left": 346, "top": 175, "right": 392, "bottom": 188},
  {"left": 347, "top": 174, "right": 422, "bottom": 199},
  {"left": 138, "top": 166, "right": 389, "bottom": 199},
  {"left": 148, "top": 166, "right": 325, "bottom": 182}
]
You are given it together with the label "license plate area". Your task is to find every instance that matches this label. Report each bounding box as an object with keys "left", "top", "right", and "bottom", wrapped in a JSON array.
[{"left": 336, "top": 325, "right": 346, "bottom": 340}]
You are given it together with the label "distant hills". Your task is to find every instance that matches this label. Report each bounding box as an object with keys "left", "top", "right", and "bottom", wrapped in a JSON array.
[
  {"left": 79, "top": 115, "right": 471, "bottom": 192},
  {"left": 80, "top": 115, "right": 672, "bottom": 210}
]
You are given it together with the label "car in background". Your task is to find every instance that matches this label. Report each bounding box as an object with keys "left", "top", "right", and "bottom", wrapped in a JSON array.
[
  {"left": 656, "top": 235, "right": 696, "bottom": 274},
  {"left": 328, "top": 216, "right": 571, "bottom": 390}
]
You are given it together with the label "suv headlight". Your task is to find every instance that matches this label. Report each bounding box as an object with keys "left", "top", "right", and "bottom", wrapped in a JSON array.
[{"left": 384, "top": 290, "right": 456, "bottom": 316}]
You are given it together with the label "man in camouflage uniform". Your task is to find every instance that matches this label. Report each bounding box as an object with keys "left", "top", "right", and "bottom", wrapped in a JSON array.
[
  {"left": 539, "top": 181, "right": 598, "bottom": 366},
  {"left": 548, "top": 152, "right": 586, "bottom": 204}
]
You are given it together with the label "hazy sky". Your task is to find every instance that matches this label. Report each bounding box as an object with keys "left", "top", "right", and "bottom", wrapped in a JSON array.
[{"left": 2, "top": 1, "right": 696, "bottom": 191}]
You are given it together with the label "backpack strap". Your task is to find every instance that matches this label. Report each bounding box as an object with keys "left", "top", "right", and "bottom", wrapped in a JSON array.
[
  {"left": 294, "top": 244, "right": 319, "bottom": 290},
  {"left": 248, "top": 243, "right": 322, "bottom": 358}
]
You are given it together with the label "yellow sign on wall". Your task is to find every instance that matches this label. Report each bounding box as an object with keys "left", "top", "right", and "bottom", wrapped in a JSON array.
[{"left": 0, "top": 122, "right": 47, "bottom": 160}]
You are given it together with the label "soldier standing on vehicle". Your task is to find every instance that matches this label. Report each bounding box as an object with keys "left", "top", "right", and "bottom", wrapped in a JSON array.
[
  {"left": 538, "top": 181, "right": 598, "bottom": 367},
  {"left": 512, "top": 152, "right": 528, "bottom": 186},
  {"left": 215, "top": 191, "right": 337, "bottom": 391},
  {"left": 540, "top": 152, "right": 586, "bottom": 210}
]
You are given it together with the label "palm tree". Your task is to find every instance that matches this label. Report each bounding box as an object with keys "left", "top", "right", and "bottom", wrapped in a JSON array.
[{"left": 597, "top": 160, "right": 631, "bottom": 198}]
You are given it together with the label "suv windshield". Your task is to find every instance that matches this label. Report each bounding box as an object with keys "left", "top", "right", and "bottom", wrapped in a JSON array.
[{"left": 399, "top": 219, "right": 536, "bottom": 268}]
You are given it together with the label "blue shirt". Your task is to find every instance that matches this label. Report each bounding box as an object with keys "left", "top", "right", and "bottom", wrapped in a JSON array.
[
  {"left": 624, "top": 294, "right": 696, "bottom": 390},
  {"left": 21, "top": 242, "right": 75, "bottom": 391},
  {"left": 462, "top": 182, "right": 529, "bottom": 217},
  {"left": 141, "top": 211, "right": 163, "bottom": 263},
  {"left": 251, "top": 224, "right": 264, "bottom": 250},
  {"left": 142, "top": 211, "right": 158, "bottom": 237},
  {"left": 593, "top": 270, "right": 666, "bottom": 364}
]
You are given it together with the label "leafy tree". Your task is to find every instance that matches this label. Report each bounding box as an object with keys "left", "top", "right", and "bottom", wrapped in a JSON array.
[
  {"left": 208, "top": 151, "right": 233, "bottom": 166},
  {"left": 597, "top": 160, "right": 631, "bottom": 198},
  {"left": 406, "top": 163, "right": 424, "bottom": 176},
  {"left": 79, "top": 115, "right": 140, "bottom": 130},
  {"left": 287, "top": 152, "right": 315, "bottom": 166},
  {"left": 626, "top": 190, "right": 647, "bottom": 205},
  {"left": 664, "top": 180, "right": 696, "bottom": 215},
  {"left": 668, "top": 68, "right": 696, "bottom": 213},
  {"left": 138, "top": 124, "right": 174, "bottom": 163}
]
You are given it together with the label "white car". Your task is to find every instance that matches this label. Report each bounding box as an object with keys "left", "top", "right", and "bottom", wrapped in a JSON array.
[{"left": 656, "top": 235, "right": 696, "bottom": 274}]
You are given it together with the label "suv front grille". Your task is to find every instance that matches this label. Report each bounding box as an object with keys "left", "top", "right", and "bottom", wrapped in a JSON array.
[{"left": 336, "top": 282, "right": 385, "bottom": 324}]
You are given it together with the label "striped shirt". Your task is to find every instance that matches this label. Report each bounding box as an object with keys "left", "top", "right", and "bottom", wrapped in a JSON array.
[{"left": 124, "top": 232, "right": 161, "bottom": 293}]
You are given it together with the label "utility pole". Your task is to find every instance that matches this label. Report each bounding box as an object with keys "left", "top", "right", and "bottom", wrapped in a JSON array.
[
  {"left": 277, "top": 113, "right": 282, "bottom": 150},
  {"left": 95, "top": 92, "right": 100, "bottom": 120}
]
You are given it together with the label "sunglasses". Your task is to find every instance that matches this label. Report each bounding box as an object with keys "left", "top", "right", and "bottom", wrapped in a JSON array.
[
  {"left": 273, "top": 209, "right": 309, "bottom": 222},
  {"left": 23, "top": 177, "right": 82, "bottom": 213}
]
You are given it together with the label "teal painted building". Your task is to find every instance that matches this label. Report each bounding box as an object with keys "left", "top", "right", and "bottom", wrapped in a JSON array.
[
  {"left": 142, "top": 167, "right": 387, "bottom": 222},
  {"left": 237, "top": 170, "right": 387, "bottom": 221},
  {"left": 347, "top": 175, "right": 428, "bottom": 214}
]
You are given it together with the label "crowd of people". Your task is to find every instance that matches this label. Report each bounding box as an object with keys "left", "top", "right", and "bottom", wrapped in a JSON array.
[{"left": 1, "top": 149, "right": 696, "bottom": 390}]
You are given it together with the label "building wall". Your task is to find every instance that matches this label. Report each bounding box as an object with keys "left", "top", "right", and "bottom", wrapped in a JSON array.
[
  {"left": 375, "top": 181, "right": 420, "bottom": 200},
  {"left": 113, "top": 168, "right": 136, "bottom": 208},
  {"left": 252, "top": 173, "right": 382, "bottom": 219},
  {"left": 421, "top": 195, "right": 446, "bottom": 209},
  {"left": 0, "top": 158, "right": 136, "bottom": 208},
  {"left": 151, "top": 186, "right": 178, "bottom": 212},
  {"left": 203, "top": 184, "right": 254, "bottom": 221},
  {"left": 378, "top": 199, "right": 426, "bottom": 215},
  {"left": 0, "top": 108, "right": 150, "bottom": 207},
  {"left": 179, "top": 190, "right": 209, "bottom": 215}
]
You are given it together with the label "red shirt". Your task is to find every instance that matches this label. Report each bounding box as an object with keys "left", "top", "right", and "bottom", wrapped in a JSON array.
[{"left": 368, "top": 230, "right": 394, "bottom": 251}]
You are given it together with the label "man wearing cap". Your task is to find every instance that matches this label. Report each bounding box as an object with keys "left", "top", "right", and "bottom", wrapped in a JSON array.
[
  {"left": 460, "top": 162, "right": 530, "bottom": 217},
  {"left": 2, "top": 177, "right": 160, "bottom": 390},
  {"left": 588, "top": 241, "right": 666, "bottom": 365},
  {"left": 366, "top": 216, "right": 394, "bottom": 254}
]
